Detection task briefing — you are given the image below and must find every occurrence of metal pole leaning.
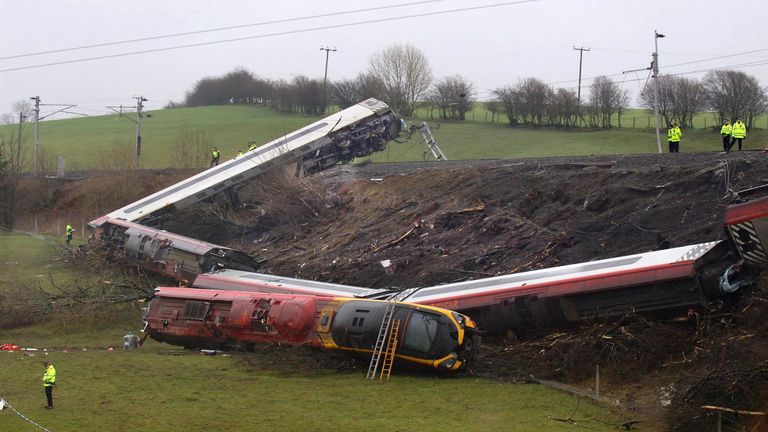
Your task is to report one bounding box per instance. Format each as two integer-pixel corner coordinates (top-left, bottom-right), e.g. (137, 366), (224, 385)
(653, 30), (666, 154)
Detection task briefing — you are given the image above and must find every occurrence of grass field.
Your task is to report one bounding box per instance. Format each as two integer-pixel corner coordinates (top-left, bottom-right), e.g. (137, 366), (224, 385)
(0, 233), (82, 288)
(0, 233), (625, 431)
(0, 347), (622, 432)
(1, 104), (766, 172)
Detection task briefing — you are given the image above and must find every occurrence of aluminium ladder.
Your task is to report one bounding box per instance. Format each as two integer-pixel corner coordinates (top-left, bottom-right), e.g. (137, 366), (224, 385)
(365, 297), (399, 380)
(416, 122), (448, 161)
(379, 319), (401, 381)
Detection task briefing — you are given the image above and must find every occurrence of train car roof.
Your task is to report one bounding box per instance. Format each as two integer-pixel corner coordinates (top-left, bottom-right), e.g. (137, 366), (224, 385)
(404, 241), (722, 309)
(153, 286), (311, 302)
(193, 269), (370, 297)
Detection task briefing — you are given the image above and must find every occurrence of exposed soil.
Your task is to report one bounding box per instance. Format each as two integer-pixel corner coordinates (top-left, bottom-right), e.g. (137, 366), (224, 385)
(172, 152), (768, 289)
(165, 151), (768, 431)
(21, 150), (768, 431)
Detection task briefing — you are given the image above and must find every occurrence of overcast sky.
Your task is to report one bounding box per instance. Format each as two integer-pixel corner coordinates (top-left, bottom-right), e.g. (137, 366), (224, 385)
(1, 0), (766, 118)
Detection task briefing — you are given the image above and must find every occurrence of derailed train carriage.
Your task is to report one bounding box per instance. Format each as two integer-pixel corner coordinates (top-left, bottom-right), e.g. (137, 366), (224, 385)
(135, 197), (765, 372)
(90, 95), (768, 373)
(91, 217), (258, 283)
(144, 287), (479, 371)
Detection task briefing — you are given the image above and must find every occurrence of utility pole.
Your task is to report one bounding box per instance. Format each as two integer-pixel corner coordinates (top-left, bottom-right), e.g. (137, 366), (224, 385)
(17, 112), (26, 174)
(320, 46), (337, 97)
(30, 96), (40, 176)
(134, 96), (147, 165)
(573, 46), (590, 116)
(652, 30), (665, 154)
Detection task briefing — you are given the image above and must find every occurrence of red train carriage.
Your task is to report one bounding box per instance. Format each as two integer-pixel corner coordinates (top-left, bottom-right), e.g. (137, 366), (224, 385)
(144, 287), (479, 371)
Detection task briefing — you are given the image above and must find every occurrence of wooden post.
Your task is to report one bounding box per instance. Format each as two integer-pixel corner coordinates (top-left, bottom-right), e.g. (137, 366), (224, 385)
(717, 412), (722, 432)
(34, 215), (38, 234)
(595, 365), (600, 398)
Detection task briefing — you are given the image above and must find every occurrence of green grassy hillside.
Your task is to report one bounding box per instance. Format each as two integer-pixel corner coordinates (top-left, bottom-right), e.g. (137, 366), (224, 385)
(1, 104), (766, 172)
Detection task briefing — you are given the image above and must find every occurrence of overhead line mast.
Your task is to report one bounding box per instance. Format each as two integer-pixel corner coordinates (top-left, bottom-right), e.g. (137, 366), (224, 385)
(652, 30), (666, 154)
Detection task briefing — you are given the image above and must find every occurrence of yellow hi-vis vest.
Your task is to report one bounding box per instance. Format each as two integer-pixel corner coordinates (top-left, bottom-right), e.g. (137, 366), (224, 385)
(721, 124), (732, 136)
(667, 127), (682, 142)
(65, 224), (74, 236)
(43, 365), (56, 387)
(732, 122), (746, 139)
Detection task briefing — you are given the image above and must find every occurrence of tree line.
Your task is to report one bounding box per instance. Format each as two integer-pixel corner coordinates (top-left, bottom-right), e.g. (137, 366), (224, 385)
(175, 43), (767, 130)
(4, 43), (764, 130)
(640, 71), (767, 128)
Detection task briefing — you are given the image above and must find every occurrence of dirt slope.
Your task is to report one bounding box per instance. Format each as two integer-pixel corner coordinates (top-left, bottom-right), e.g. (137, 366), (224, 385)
(169, 152), (767, 288)
(163, 151), (768, 431)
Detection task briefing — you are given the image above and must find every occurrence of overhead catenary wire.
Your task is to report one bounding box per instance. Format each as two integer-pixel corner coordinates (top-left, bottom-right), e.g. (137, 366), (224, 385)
(545, 48), (768, 87)
(0, 0), (453, 60)
(0, 0), (541, 73)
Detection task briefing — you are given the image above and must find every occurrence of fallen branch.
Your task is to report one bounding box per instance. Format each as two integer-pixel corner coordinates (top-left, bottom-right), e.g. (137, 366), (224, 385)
(701, 405), (765, 416)
(371, 221), (421, 253)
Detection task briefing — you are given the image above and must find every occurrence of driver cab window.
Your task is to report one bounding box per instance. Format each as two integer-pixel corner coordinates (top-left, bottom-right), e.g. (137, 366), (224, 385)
(402, 311), (440, 355)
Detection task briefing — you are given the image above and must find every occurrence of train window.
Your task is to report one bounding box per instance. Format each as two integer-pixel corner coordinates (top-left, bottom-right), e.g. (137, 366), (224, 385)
(401, 311), (440, 356)
(181, 301), (210, 320)
(355, 309), (370, 313)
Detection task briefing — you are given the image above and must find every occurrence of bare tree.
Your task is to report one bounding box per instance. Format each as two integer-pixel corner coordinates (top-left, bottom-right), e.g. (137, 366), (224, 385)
(640, 75), (704, 127)
(492, 86), (521, 126)
(368, 44), (433, 116)
(703, 70), (768, 128)
(12, 100), (33, 119)
(291, 75), (326, 115)
(515, 78), (553, 126)
(550, 88), (579, 127)
(429, 75), (476, 120)
(331, 73), (384, 109)
(589, 76), (628, 128)
(484, 99), (502, 123)
(1, 100), (33, 125)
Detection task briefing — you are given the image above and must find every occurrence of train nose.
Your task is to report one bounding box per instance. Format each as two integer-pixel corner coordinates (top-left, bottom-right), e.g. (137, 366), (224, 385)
(458, 331), (481, 369)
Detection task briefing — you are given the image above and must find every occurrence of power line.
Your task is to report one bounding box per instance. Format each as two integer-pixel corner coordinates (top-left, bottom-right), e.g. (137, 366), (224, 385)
(0, 0), (541, 73)
(662, 47), (768, 69)
(546, 47), (768, 87)
(1, 0), (452, 60)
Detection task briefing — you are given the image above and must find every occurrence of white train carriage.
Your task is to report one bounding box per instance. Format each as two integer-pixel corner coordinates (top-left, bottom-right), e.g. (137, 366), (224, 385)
(94, 98), (400, 225)
(187, 242), (743, 333)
